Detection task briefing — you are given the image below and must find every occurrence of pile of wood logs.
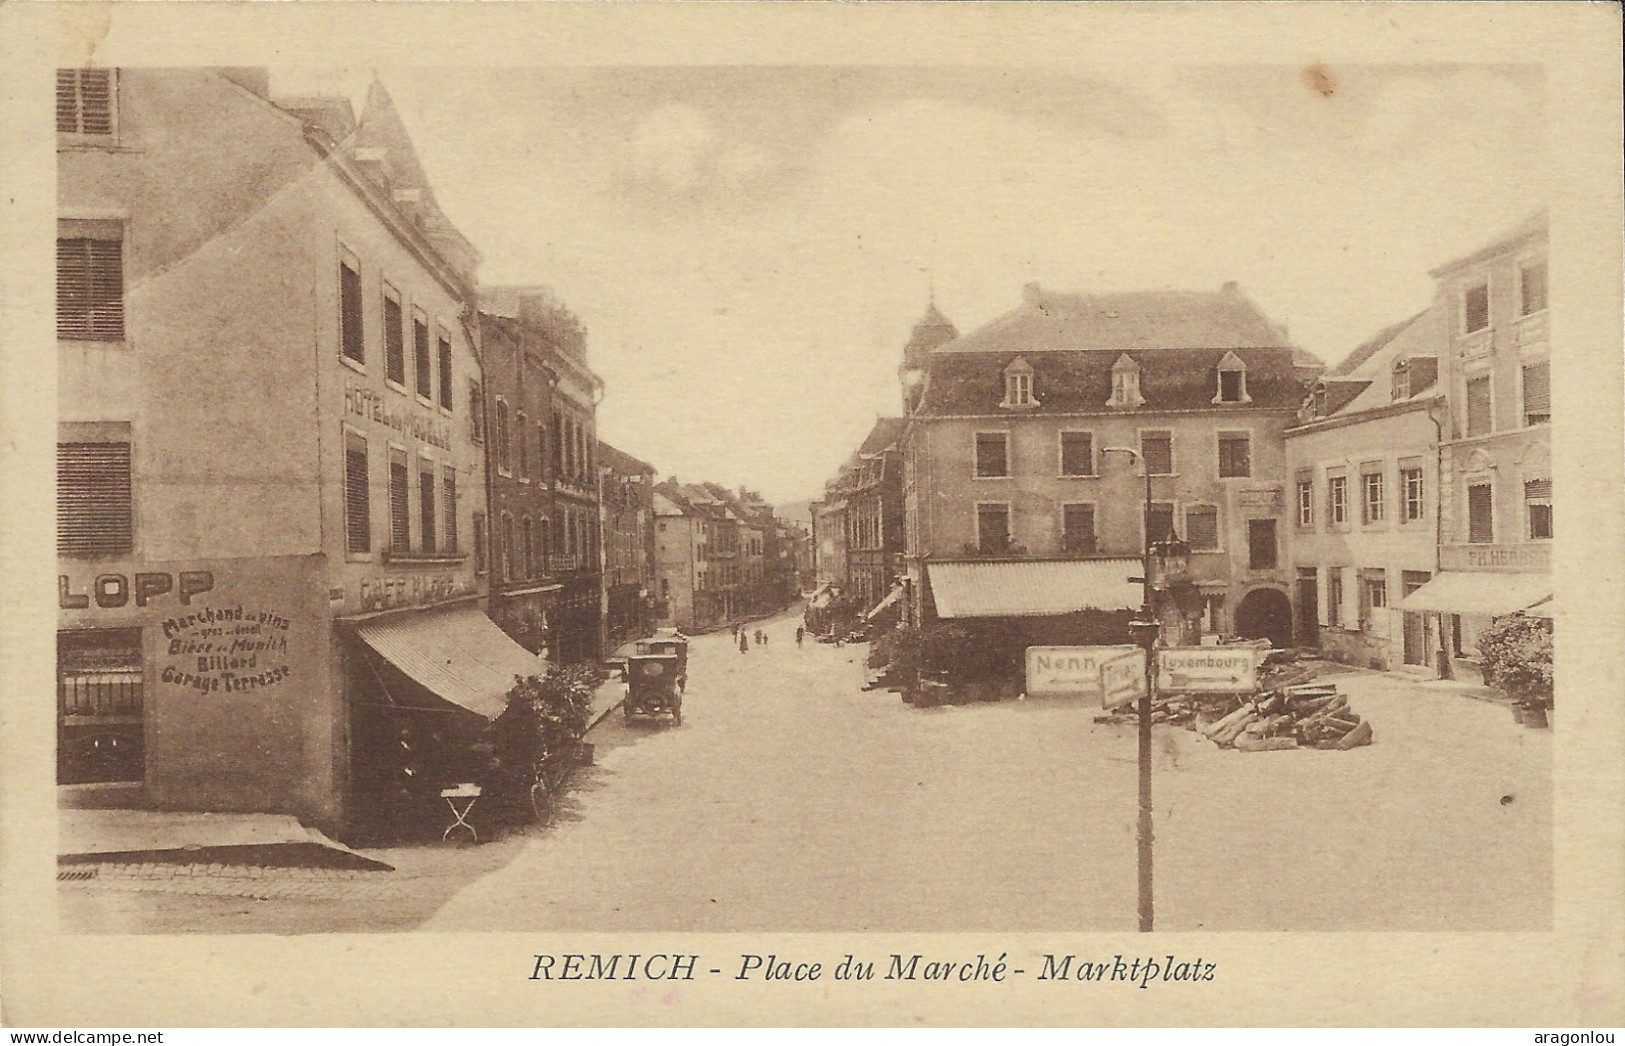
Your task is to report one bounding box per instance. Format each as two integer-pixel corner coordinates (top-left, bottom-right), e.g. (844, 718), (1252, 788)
(1197, 683), (1372, 752)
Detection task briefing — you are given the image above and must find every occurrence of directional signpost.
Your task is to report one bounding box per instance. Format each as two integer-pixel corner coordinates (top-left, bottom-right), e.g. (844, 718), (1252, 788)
(1024, 645), (1138, 699)
(1155, 647), (1259, 693)
(1099, 650), (1147, 707)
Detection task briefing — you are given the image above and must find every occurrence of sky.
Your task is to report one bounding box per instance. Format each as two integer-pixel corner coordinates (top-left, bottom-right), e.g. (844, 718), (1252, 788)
(272, 65), (1546, 505)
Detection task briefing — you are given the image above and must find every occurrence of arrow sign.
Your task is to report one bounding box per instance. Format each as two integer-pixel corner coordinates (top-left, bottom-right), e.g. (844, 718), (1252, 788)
(1156, 647), (1258, 693)
(1025, 645), (1137, 698)
(1099, 651), (1147, 707)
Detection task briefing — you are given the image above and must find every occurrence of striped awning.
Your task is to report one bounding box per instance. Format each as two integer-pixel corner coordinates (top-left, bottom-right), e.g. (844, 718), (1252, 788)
(1396, 571), (1551, 617)
(927, 559), (1142, 618)
(354, 606), (545, 720)
(864, 583), (906, 621)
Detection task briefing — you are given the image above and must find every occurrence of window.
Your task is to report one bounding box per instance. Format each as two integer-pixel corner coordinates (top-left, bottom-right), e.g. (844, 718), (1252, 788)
(383, 286), (406, 386)
(1217, 432), (1251, 478)
(1109, 354), (1144, 408)
(1465, 374), (1492, 436)
(1062, 504), (1096, 554)
(57, 221), (124, 341)
(1003, 358), (1035, 407)
(974, 432), (1009, 478)
(437, 332), (454, 410)
(517, 411), (529, 479)
(1361, 467), (1385, 524)
(1463, 281), (1489, 334)
(1521, 260), (1548, 315)
(1467, 482), (1494, 544)
(1214, 351), (1250, 404)
(388, 448), (410, 553)
(418, 460), (436, 552)
(1247, 519), (1277, 569)
(1326, 569), (1344, 627)
(344, 433), (369, 553)
(1060, 431), (1094, 476)
(501, 514), (516, 581)
(1391, 360), (1410, 401)
(340, 255), (364, 364)
(1360, 569), (1387, 628)
(58, 441), (132, 555)
(976, 503), (1010, 554)
(536, 423), (548, 480)
(521, 517), (534, 577)
(552, 415), (565, 474)
(1525, 478), (1553, 540)
(1185, 505), (1219, 551)
(442, 465), (458, 553)
(1147, 502), (1175, 545)
(472, 511), (487, 573)
(1522, 360), (1550, 426)
(57, 628), (143, 785)
(469, 380), (485, 442)
(1296, 473), (1314, 529)
(495, 399), (511, 474)
(1328, 475), (1348, 525)
(57, 68), (114, 136)
(1141, 431), (1173, 475)
(1402, 466), (1425, 522)
(413, 313), (432, 399)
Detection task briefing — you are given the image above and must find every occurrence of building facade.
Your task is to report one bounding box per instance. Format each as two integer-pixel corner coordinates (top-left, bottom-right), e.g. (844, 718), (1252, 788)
(1399, 214), (1552, 683)
(901, 283), (1323, 650)
(598, 441), (658, 652)
(56, 70), (539, 837)
(1285, 307), (1447, 672)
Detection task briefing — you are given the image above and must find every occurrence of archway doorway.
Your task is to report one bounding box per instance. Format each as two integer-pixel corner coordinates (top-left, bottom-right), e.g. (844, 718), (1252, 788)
(1236, 587), (1294, 649)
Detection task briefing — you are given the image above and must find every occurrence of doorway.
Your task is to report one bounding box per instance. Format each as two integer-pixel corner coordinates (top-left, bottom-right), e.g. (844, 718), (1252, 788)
(1295, 570), (1319, 648)
(1236, 587), (1294, 649)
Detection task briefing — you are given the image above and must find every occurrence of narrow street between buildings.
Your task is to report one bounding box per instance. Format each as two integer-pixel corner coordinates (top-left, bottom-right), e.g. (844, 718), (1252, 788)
(63, 612), (1548, 934)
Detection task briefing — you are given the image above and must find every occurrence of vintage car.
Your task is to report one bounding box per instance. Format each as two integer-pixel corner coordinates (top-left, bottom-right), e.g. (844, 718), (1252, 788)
(624, 652), (684, 724)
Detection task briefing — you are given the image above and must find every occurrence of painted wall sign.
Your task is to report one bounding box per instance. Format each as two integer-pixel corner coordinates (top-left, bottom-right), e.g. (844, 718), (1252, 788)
(1440, 543), (1549, 572)
(159, 604), (293, 694)
(59, 570), (214, 609)
(357, 572), (475, 612)
(1025, 645), (1137, 698)
(344, 381), (451, 451)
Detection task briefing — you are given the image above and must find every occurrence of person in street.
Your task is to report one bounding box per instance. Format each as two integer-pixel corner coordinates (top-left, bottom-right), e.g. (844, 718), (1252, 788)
(739, 632), (749, 655)
(795, 626), (804, 648)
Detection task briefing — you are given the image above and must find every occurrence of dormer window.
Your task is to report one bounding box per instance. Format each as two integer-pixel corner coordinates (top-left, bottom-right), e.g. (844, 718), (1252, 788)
(1108, 353), (1145, 409)
(1213, 351), (1251, 404)
(1001, 357), (1037, 409)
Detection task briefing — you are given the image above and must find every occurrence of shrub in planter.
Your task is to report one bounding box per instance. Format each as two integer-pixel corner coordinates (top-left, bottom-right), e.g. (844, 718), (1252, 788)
(486, 664), (600, 823)
(1479, 614), (1554, 708)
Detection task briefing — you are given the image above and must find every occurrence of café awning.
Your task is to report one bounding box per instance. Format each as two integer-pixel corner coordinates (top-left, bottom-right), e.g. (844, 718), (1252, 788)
(809, 582), (836, 609)
(1396, 571), (1551, 617)
(354, 605), (546, 721)
(927, 559), (1142, 619)
(863, 583), (906, 622)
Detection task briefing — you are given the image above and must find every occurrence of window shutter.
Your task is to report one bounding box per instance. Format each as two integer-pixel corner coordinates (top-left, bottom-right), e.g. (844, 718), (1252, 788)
(442, 466), (458, 553)
(1063, 504), (1096, 553)
(413, 317), (432, 397)
(344, 438), (370, 553)
(1061, 432), (1092, 476)
(438, 335), (453, 409)
(1141, 433), (1172, 475)
(1465, 375), (1491, 436)
(58, 442), (132, 555)
(389, 450), (410, 552)
(340, 262), (364, 363)
(1147, 503), (1175, 544)
(1467, 483), (1493, 543)
(419, 463), (436, 552)
(1524, 478), (1552, 500)
(1522, 362), (1550, 422)
(384, 294), (405, 385)
(1186, 506), (1218, 550)
(57, 69), (113, 135)
(57, 237), (124, 340)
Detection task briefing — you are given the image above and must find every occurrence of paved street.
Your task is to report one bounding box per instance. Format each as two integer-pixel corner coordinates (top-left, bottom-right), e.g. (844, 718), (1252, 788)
(61, 614), (1550, 933)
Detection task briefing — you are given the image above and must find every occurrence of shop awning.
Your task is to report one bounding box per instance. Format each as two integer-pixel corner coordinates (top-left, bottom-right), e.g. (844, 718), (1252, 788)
(927, 559), (1142, 619)
(809, 582), (835, 609)
(863, 583), (906, 622)
(1396, 571), (1551, 617)
(354, 606), (546, 721)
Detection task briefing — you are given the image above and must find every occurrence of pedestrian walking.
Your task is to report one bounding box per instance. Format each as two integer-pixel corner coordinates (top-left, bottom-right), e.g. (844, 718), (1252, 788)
(739, 632), (749, 655)
(795, 626), (804, 648)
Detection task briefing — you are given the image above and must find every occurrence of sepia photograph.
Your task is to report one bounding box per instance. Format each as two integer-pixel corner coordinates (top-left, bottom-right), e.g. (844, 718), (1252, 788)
(3, 0), (1622, 1029)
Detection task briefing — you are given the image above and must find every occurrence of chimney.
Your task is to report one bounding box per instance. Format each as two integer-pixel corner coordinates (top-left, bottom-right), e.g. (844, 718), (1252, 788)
(1022, 282), (1043, 306)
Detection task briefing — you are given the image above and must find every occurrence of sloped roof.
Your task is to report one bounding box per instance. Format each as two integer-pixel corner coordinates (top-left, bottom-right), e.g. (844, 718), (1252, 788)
(1334, 305), (1447, 415)
(1429, 210), (1548, 279)
(857, 417), (907, 456)
(597, 440), (655, 477)
(902, 303), (959, 367)
(919, 346), (1307, 416)
(652, 492), (687, 517)
(1330, 310), (1427, 377)
(935, 285), (1293, 356)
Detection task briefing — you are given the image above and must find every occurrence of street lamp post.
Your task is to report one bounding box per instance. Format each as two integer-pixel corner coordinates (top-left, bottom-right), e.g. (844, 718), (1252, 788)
(1103, 445), (1158, 932)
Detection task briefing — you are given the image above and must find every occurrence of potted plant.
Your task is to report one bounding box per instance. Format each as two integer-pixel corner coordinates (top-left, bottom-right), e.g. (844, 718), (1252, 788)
(1478, 614), (1554, 729)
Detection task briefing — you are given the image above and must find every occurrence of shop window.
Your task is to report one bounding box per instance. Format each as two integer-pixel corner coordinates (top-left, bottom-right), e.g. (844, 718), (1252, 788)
(1327, 474), (1348, 526)
(413, 313), (432, 399)
(1467, 482), (1494, 544)
(418, 460), (436, 552)
(1062, 504), (1096, 554)
(58, 440), (132, 556)
(1295, 473), (1314, 529)
(340, 254), (364, 364)
(57, 220), (124, 341)
(437, 331), (454, 410)
(1463, 281), (1490, 334)
(1522, 361), (1550, 426)
(1402, 466), (1425, 522)
(1525, 478), (1553, 540)
(1465, 374), (1492, 436)
(1060, 431), (1094, 476)
(1146, 502), (1176, 546)
(57, 628), (143, 785)
(383, 285), (406, 386)
(1141, 431), (1173, 475)
(1185, 505), (1219, 551)
(1217, 431), (1251, 478)
(1361, 467), (1386, 524)
(976, 503), (1010, 554)
(442, 466), (458, 553)
(344, 433), (370, 553)
(974, 432), (1009, 478)
(1247, 519), (1277, 570)
(1521, 260), (1548, 315)
(56, 68), (116, 137)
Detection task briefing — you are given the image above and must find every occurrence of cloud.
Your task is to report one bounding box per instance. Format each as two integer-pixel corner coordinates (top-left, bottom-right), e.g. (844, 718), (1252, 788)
(627, 103), (780, 194)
